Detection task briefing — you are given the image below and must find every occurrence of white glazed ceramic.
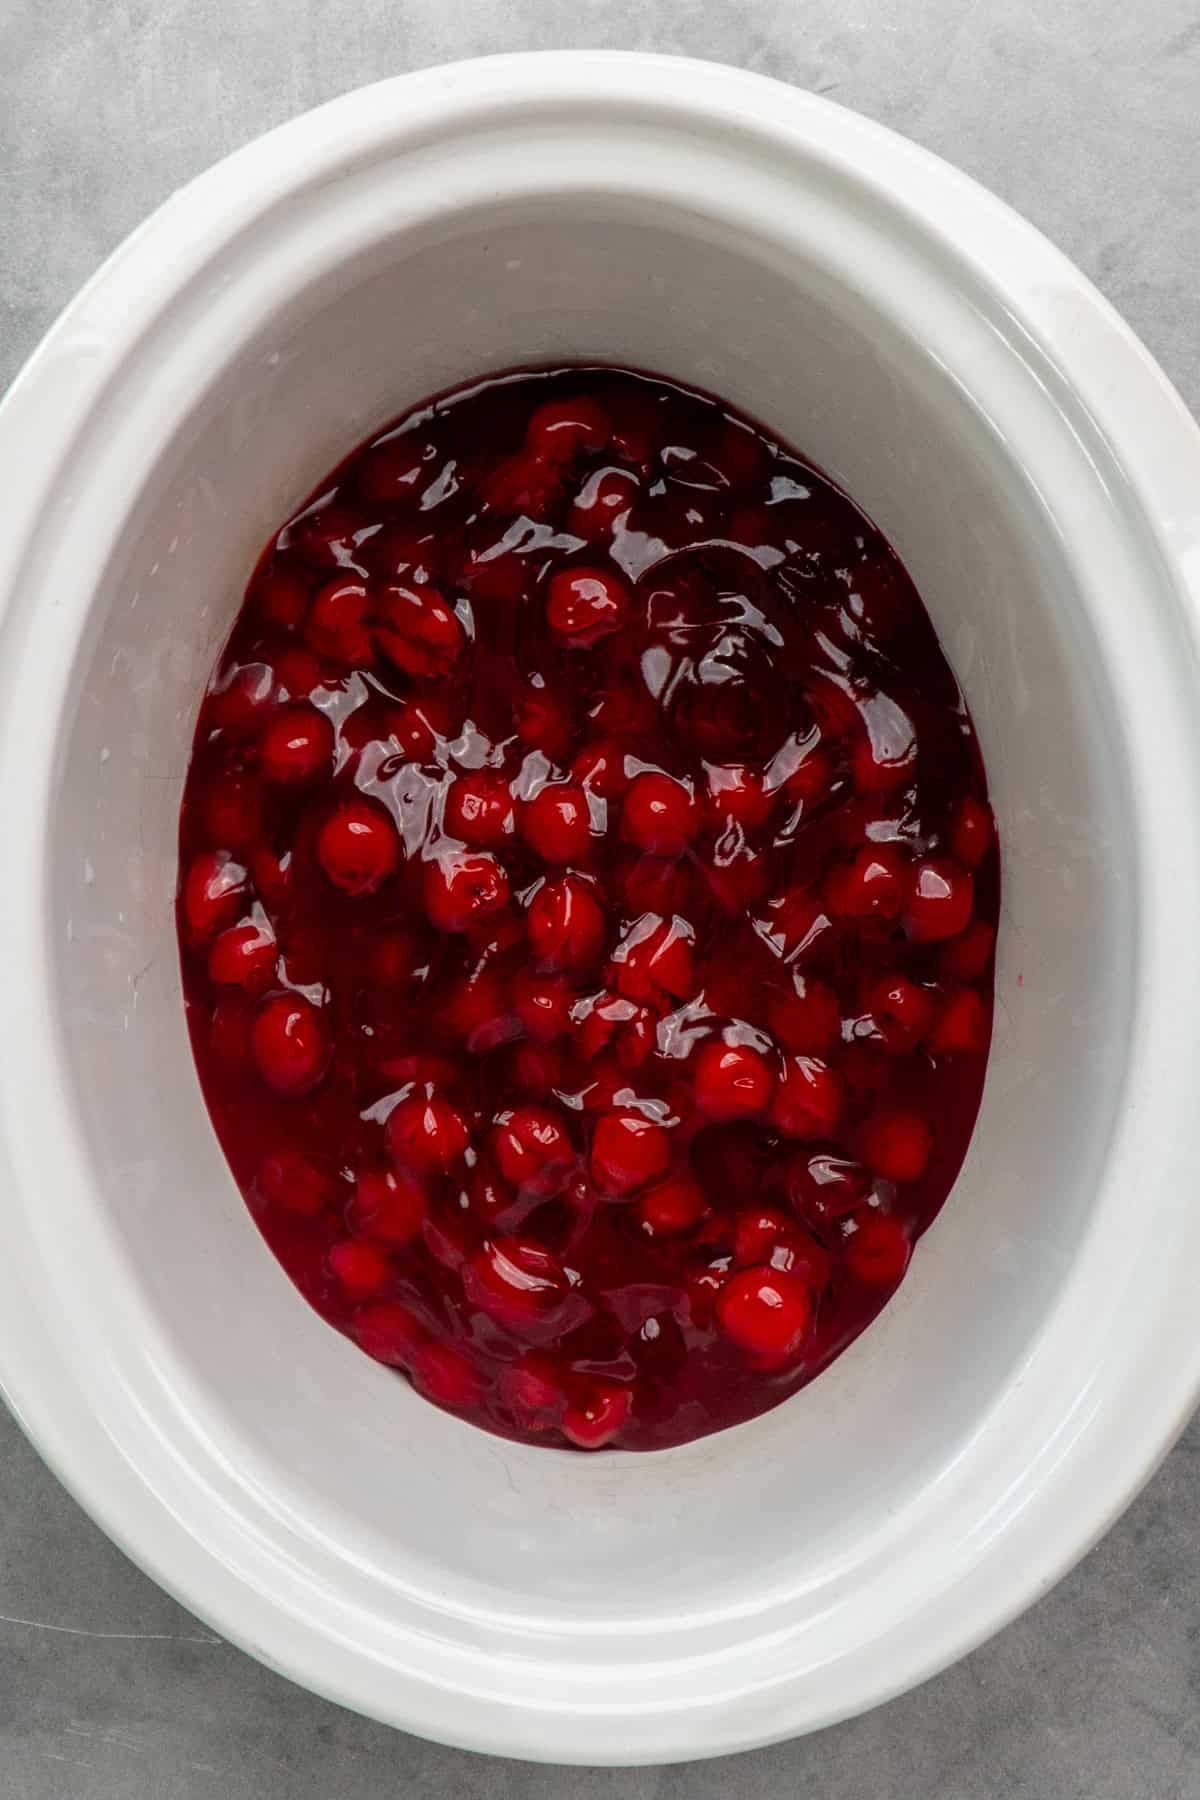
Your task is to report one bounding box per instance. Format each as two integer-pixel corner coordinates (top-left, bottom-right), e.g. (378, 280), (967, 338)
(1, 52), (1200, 1767)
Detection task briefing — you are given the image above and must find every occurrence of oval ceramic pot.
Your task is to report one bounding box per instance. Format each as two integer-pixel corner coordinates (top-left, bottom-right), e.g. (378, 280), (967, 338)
(1, 51), (1199, 1766)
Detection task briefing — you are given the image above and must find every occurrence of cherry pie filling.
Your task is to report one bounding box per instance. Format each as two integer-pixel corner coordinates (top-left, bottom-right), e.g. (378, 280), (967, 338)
(177, 366), (998, 1451)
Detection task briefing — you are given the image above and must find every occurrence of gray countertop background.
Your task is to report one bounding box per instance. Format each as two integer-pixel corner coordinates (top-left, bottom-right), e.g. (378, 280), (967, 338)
(2, 2), (1199, 1795)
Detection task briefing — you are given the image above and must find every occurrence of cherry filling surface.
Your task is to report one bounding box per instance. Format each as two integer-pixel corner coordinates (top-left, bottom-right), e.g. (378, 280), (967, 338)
(177, 366), (999, 1452)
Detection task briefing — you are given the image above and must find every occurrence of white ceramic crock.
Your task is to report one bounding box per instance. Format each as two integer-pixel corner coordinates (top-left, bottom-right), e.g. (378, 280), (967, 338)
(1, 52), (1200, 1766)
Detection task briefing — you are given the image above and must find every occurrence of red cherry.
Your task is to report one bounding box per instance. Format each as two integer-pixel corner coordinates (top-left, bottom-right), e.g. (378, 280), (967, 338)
(612, 1005), (659, 1072)
(733, 1207), (793, 1267)
(421, 1207), (473, 1274)
(257, 1149), (331, 1216)
(844, 1212), (911, 1285)
(562, 1382), (632, 1450)
(479, 449), (570, 519)
(728, 503), (774, 548)
(374, 582), (464, 678)
(684, 1259), (730, 1328)
(568, 467), (639, 541)
(371, 523), (443, 584)
(353, 1300), (423, 1365)
(388, 698), (451, 763)
(611, 913), (695, 1001)
(441, 967), (515, 1052)
(338, 701), (387, 755)
(328, 1239), (392, 1298)
(702, 851), (770, 917)
(623, 854), (694, 918)
(771, 1056), (844, 1139)
(546, 566), (631, 645)
(851, 693), (918, 795)
(204, 663), (275, 734)
(755, 888), (835, 961)
(501, 1355), (566, 1426)
(280, 498), (369, 569)
(491, 1106), (574, 1190)
(279, 922), (331, 989)
(697, 958), (751, 1020)
(253, 564), (309, 630)
(306, 577), (372, 665)
(182, 851), (247, 943)
(825, 844), (907, 920)
(358, 435), (428, 507)
(526, 395), (610, 459)
(905, 858), (974, 943)
(527, 876), (606, 970)
(929, 986), (990, 1055)
(386, 1094), (470, 1173)
(464, 1237), (570, 1328)
(348, 1167), (427, 1245)
(861, 972), (935, 1053)
(461, 535), (530, 602)
(705, 764), (772, 829)
(766, 974), (840, 1054)
(783, 1151), (868, 1234)
(514, 686), (573, 757)
(249, 846), (290, 909)
(638, 1172), (708, 1237)
(590, 1110), (672, 1195)
(251, 993), (329, 1095)
(830, 799), (891, 856)
(444, 770), (514, 848)
(694, 1042), (775, 1120)
(771, 1229), (834, 1289)
(573, 740), (631, 799)
(622, 771), (700, 855)
(609, 397), (662, 470)
(852, 733), (917, 796)
(465, 913), (527, 960)
(590, 683), (658, 740)
(576, 992), (647, 1064)
(316, 797), (401, 895)
(582, 994), (661, 1072)
(950, 794), (995, 869)
(201, 770), (264, 851)
(410, 1341), (483, 1409)
(207, 920), (276, 989)
(272, 655), (325, 710)
(461, 1161), (518, 1227)
(835, 1051), (897, 1113)
(511, 971), (573, 1042)
(780, 745), (835, 808)
(258, 704), (334, 785)
(716, 1266), (812, 1361)
(940, 918), (996, 982)
(369, 928), (425, 988)
(860, 1108), (933, 1182)
(521, 782), (593, 865)
(801, 671), (861, 741)
(844, 556), (911, 644)
(713, 420), (769, 488)
(423, 850), (510, 932)
(510, 1040), (571, 1099)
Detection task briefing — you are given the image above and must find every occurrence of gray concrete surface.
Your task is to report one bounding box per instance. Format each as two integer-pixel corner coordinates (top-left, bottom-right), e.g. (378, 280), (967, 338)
(2, 2), (1199, 1794)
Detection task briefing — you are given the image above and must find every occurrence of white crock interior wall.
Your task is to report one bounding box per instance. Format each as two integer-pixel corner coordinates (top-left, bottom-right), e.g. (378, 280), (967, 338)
(50, 200), (1130, 1622)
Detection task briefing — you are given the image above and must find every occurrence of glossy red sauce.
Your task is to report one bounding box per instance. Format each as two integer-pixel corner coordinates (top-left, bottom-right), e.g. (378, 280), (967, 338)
(176, 366), (998, 1451)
